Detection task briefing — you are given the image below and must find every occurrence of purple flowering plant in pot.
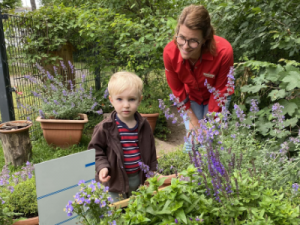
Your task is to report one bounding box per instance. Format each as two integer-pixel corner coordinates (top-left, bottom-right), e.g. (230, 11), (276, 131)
(153, 66), (300, 224)
(0, 162), (36, 224)
(64, 180), (122, 225)
(22, 61), (104, 148)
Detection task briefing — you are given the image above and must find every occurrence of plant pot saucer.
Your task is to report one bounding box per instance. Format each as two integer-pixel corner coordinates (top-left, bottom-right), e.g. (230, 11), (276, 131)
(0, 120), (32, 134)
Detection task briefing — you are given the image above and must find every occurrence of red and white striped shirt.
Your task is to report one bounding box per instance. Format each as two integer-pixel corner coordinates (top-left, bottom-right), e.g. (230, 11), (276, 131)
(115, 115), (141, 174)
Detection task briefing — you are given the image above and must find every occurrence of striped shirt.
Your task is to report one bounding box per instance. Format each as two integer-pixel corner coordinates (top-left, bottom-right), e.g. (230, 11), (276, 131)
(115, 115), (141, 174)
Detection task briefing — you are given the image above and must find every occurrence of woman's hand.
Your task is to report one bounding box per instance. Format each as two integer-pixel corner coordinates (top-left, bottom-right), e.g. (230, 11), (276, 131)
(99, 168), (111, 183)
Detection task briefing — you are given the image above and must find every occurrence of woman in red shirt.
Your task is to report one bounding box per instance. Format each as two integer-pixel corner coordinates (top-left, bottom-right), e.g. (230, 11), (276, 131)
(163, 5), (234, 151)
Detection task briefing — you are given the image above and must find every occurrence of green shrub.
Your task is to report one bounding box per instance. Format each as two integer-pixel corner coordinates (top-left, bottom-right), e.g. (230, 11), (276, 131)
(157, 148), (190, 175)
(5, 176), (37, 217)
(154, 114), (171, 141)
(138, 101), (160, 114)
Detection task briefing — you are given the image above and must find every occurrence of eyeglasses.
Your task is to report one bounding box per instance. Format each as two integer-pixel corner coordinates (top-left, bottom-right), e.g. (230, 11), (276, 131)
(176, 36), (200, 49)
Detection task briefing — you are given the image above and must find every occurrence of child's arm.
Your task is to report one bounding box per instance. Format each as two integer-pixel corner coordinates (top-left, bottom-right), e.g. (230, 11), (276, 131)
(88, 123), (111, 180)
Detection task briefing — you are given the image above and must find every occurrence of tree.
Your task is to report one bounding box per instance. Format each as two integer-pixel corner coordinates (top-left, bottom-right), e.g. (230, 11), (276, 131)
(0, 0), (22, 12)
(30, 0), (36, 11)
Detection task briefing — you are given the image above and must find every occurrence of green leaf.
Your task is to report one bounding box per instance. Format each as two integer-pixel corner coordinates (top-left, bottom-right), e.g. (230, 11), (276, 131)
(265, 65), (284, 82)
(186, 197), (202, 214)
(282, 71), (300, 91)
(283, 117), (298, 127)
(178, 194), (191, 204)
(278, 99), (298, 116)
(268, 90), (286, 101)
(241, 84), (267, 93)
(158, 177), (167, 187)
(176, 209), (187, 224)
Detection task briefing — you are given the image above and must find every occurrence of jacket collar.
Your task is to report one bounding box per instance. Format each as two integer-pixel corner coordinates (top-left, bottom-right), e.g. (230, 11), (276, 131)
(103, 110), (146, 133)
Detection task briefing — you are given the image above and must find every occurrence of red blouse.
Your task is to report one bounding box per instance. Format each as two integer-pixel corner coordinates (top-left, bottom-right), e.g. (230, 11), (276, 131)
(163, 35), (234, 113)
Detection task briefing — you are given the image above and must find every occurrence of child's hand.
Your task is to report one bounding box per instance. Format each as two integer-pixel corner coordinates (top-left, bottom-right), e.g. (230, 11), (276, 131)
(99, 168), (111, 183)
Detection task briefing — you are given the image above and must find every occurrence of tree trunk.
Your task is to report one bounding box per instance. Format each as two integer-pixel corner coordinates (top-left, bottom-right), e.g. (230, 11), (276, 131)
(30, 0), (37, 11)
(0, 130), (32, 167)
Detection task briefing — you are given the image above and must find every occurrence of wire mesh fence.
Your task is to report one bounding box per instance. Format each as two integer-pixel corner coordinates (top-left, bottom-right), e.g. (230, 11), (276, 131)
(0, 13), (100, 139)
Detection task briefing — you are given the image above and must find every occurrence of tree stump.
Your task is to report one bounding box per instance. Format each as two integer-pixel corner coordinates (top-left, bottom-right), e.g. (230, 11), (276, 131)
(0, 121), (32, 167)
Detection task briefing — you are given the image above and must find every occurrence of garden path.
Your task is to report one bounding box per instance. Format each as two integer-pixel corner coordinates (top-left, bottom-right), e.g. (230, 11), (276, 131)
(155, 106), (186, 155)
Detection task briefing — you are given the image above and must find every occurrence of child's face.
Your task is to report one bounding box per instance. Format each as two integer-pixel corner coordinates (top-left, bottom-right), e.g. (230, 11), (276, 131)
(109, 89), (142, 122)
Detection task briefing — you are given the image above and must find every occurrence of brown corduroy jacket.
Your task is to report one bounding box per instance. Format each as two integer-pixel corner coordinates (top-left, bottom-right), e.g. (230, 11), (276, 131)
(88, 111), (157, 193)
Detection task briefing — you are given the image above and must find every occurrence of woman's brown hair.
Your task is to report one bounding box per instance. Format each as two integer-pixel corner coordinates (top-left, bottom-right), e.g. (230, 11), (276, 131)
(173, 5), (216, 56)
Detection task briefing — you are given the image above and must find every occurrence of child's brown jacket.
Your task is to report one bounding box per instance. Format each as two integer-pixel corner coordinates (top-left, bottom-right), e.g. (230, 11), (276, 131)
(88, 111), (157, 193)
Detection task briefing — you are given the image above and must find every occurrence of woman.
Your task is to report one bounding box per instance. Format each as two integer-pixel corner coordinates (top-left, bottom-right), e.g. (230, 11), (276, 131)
(163, 5), (234, 151)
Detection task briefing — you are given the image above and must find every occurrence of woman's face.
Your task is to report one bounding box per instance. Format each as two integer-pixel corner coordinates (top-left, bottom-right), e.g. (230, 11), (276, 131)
(177, 24), (205, 60)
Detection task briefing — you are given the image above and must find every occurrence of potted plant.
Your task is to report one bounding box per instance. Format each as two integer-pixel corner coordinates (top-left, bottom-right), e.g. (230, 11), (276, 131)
(0, 162), (37, 225)
(138, 100), (160, 133)
(23, 62), (104, 148)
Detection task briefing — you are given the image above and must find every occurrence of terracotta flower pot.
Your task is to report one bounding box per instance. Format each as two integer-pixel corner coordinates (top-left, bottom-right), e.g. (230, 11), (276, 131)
(36, 113), (88, 148)
(13, 216), (39, 225)
(0, 120), (33, 166)
(140, 113), (159, 133)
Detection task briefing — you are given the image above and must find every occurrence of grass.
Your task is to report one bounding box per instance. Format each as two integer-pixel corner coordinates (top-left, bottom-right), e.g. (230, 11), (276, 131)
(0, 112), (103, 173)
(0, 133), (92, 173)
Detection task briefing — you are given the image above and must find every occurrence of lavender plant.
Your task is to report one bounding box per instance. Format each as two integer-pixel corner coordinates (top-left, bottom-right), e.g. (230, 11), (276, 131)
(22, 62), (103, 120)
(154, 66), (300, 223)
(64, 180), (121, 225)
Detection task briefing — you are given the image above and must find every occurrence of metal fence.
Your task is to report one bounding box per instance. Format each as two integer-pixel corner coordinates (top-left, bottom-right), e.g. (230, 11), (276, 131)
(0, 12), (101, 137)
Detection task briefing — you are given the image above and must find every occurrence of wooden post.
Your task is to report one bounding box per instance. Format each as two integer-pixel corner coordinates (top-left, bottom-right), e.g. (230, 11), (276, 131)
(0, 121), (32, 166)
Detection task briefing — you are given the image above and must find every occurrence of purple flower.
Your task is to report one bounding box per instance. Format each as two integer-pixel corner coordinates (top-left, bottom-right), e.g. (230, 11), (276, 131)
(109, 221), (116, 225)
(68, 61), (74, 74)
(234, 104), (245, 123)
(50, 84), (57, 91)
(82, 74), (86, 83)
(104, 88), (109, 99)
(279, 142), (289, 155)
(100, 201), (106, 208)
(292, 183), (299, 192)
(53, 110), (58, 115)
(46, 71), (53, 80)
(96, 109), (103, 115)
(91, 102), (98, 110)
(250, 99), (259, 113)
(95, 198), (100, 204)
(60, 61), (67, 71)
(53, 100), (59, 105)
(7, 186), (14, 193)
(104, 186), (109, 192)
(78, 180), (85, 185)
(39, 109), (45, 119)
(65, 201), (74, 216)
(62, 89), (68, 96)
(272, 103), (285, 128)
(175, 218), (178, 223)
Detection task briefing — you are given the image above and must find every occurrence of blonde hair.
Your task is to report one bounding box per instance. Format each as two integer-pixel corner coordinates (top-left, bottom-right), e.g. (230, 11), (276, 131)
(108, 71), (143, 97)
(173, 5), (216, 56)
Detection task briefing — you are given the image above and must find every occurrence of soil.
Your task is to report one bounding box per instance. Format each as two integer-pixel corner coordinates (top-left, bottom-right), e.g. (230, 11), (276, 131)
(155, 106), (186, 155)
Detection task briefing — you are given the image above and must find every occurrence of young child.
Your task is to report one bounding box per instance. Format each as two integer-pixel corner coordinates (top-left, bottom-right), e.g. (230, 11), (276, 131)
(88, 71), (157, 202)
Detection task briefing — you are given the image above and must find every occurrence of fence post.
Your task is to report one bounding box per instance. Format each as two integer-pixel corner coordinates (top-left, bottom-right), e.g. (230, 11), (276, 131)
(0, 12), (15, 122)
(95, 66), (100, 91)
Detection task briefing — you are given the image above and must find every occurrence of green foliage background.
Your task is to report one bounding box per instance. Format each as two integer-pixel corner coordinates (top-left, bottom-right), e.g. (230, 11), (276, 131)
(17, 0), (300, 139)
